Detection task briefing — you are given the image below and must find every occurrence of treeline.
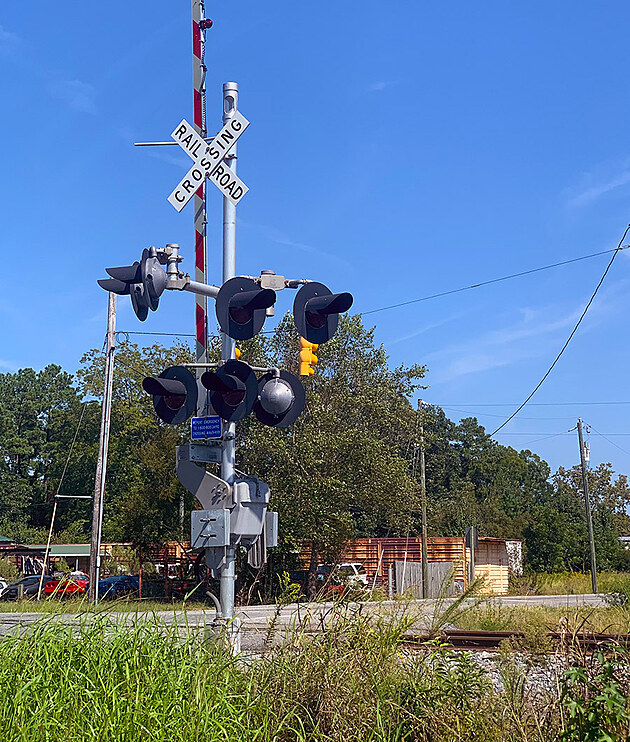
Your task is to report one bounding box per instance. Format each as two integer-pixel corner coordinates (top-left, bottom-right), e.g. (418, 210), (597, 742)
(1, 314), (629, 573)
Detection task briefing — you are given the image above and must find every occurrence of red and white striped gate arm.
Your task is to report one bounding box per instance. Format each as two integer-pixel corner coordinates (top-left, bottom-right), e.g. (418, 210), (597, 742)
(192, 0), (208, 367)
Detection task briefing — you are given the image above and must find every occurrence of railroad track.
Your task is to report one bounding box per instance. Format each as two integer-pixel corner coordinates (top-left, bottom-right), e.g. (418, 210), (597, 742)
(402, 629), (630, 652)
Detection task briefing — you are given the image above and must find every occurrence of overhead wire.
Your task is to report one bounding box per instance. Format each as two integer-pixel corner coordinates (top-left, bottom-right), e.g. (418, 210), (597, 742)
(359, 245), (629, 316)
(116, 245), (630, 340)
(110, 233), (630, 447)
(440, 405), (575, 421)
(489, 224), (630, 436)
(117, 331), (196, 338)
(54, 403), (88, 496)
(516, 431), (573, 446)
(497, 432), (630, 436)
(438, 401), (630, 407)
(584, 424), (630, 458)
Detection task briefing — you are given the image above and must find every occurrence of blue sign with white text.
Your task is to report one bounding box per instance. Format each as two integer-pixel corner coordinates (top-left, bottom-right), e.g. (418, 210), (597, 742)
(191, 416), (222, 440)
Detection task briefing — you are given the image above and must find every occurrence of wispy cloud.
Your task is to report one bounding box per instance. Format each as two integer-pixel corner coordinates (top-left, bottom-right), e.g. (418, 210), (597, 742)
(145, 149), (189, 168)
(387, 313), (463, 346)
(0, 359), (20, 372)
(425, 301), (590, 383)
(566, 164), (630, 208)
(48, 79), (97, 115)
(430, 277), (629, 385)
(438, 353), (516, 381)
(0, 24), (18, 55)
(239, 220), (351, 267)
(368, 80), (399, 93)
(87, 308), (108, 324)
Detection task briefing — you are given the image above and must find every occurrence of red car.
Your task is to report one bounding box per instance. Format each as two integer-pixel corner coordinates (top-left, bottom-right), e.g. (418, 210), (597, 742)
(44, 573), (89, 598)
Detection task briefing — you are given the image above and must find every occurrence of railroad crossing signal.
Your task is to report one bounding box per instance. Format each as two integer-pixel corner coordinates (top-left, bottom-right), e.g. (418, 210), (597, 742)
(98, 247), (168, 321)
(253, 370), (305, 427)
(143, 361), (306, 429)
(215, 277), (276, 340)
(142, 366), (198, 424)
(201, 360), (258, 422)
(293, 282), (354, 344)
(167, 113), (250, 211)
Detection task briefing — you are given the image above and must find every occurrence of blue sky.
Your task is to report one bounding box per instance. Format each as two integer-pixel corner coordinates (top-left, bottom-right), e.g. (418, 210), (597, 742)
(1, 1), (630, 477)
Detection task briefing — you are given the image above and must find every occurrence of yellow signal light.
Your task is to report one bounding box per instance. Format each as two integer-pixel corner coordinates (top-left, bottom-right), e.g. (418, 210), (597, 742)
(298, 337), (318, 376)
(234, 347), (241, 360)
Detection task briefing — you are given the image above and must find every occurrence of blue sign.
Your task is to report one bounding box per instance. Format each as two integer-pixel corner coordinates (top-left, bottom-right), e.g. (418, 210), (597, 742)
(191, 416), (222, 440)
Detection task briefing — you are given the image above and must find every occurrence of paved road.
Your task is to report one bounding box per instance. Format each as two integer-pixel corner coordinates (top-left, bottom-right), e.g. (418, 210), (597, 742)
(0, 593), (608, 645)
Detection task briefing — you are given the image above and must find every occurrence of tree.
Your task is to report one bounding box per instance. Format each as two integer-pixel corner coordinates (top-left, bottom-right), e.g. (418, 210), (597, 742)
(522, 463), (629, 572)
(0, 365), (98, 538)
(238, 314), (426, 596)
(76, 341), (195, 548)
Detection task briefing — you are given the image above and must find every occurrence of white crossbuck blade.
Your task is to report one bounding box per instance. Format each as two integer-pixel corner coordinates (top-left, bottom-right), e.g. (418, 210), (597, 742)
(168, 111), (250, 211)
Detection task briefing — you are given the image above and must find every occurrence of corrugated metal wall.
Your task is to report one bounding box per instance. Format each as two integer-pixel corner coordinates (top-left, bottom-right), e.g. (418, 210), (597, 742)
(299, 536), (515, 595)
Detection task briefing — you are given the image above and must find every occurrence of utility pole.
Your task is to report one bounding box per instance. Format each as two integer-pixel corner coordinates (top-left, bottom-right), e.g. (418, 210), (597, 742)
(89, 292), (116, 603)
(577, 418), (598, 594)
(418, 400), (429, 598)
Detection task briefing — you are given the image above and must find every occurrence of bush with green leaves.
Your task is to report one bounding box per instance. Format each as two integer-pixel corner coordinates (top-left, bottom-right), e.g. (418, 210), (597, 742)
(559, 650), (630, 742)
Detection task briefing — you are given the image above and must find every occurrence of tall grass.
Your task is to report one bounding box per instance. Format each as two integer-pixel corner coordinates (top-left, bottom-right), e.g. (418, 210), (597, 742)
(0, 597), (210, 614)
(457, 602), (630, 637)
(510, 572), (630, 597)
(0, 609), (547, 742)
(1, 606), (628, 741)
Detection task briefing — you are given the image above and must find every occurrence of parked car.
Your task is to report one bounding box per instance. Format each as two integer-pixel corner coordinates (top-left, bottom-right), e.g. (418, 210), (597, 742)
(98, 575), (139, 599)
(289, 563), (368, 596)
(319, 563), (368, 592)
(0, 575), (55, 600)
(44, 572), (90, 598)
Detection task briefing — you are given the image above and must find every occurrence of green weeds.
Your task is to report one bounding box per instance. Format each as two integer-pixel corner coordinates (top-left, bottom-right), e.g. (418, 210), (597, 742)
(0, 607), (629, 741)
(458, 602), (630, 638)
(559, 650), (630, 741)
(510, 572), (630, 597)
(0, 597), (210, 613)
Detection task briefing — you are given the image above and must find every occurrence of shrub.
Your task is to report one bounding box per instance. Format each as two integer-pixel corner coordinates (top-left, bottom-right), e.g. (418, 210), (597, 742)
(0, 557), (18, 584)
(559, 649), (630, 741)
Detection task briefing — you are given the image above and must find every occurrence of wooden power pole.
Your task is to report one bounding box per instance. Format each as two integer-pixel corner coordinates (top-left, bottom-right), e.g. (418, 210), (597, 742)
(418, 400), (429, 598)
(89, 292), (116, 603)
(577, 418), (598, 594)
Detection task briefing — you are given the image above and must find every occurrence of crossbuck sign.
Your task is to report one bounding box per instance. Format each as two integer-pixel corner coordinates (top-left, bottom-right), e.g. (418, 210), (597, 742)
(168, 111), (250, 211)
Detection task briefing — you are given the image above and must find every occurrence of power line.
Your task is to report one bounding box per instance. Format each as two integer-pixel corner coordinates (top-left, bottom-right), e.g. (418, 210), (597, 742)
(438, 401), (630, 407)
(441, 405), (574, 421)
(117, 331), (196, 338)
(117, 329), (276, 339)
(360, 245), (629, 316)
(586, 424), (630, 457)
(118, 245), (630, 335)
(499, 432), (630, 436)
(490, 225), (630, 436)
(517, 431), (572, 446)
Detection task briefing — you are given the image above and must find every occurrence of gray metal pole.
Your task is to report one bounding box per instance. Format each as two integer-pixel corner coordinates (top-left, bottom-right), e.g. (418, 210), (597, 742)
(418, 400), (429, 599)
(219, 82), (239, 640)
(89, 292), (116, 604)
(577, 418), (598, 593)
